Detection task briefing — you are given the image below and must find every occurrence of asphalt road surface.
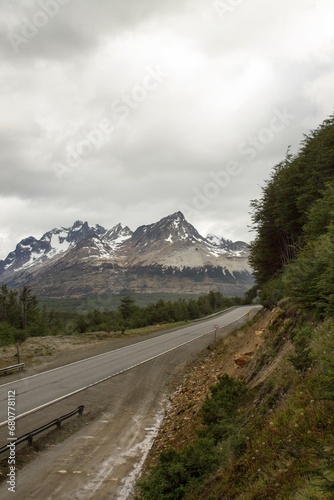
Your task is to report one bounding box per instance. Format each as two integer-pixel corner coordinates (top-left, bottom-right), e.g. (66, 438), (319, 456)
(0, 305), (260, 427)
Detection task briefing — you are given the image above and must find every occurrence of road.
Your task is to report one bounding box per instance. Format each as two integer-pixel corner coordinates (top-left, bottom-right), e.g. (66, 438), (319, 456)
(0, 305), (260, 426)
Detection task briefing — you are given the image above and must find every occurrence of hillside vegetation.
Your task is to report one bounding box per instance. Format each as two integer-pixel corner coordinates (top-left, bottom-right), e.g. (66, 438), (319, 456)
(250, 113), (334, 311)
(137, 114), (334, 499)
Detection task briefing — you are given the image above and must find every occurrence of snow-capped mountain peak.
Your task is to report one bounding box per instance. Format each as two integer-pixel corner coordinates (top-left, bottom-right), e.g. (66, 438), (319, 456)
(0, 221), (108, 273)
(130, 211), (205, 249)
(102, 223), (133, 249)
(206, 233), (249, 257)
(206, 233), (224, 246)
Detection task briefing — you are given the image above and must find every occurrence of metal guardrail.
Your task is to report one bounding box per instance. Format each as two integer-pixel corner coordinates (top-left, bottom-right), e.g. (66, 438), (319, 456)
(193, 306), (239, 322)
(0, 363), (25, 375)
(0, 405), (84, 454)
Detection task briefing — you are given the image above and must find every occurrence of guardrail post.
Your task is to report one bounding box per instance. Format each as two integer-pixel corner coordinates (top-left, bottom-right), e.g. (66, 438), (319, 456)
(56, 420), (61, 429)
(28, 434), (33, 445)
(78, 406), (84, 416)
(16, 342), (21, 364)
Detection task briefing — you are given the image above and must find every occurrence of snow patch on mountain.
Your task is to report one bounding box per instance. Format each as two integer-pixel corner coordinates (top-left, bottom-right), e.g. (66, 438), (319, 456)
(48, 231), (71, 256)
(102, 223), (133, 251)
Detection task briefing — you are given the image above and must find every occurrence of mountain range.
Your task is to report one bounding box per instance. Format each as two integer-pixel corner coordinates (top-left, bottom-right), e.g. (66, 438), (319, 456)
(0, 212), (254, 298)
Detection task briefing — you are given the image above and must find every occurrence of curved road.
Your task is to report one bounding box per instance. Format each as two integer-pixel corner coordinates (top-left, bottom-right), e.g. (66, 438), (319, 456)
(0, 305), (261, 426)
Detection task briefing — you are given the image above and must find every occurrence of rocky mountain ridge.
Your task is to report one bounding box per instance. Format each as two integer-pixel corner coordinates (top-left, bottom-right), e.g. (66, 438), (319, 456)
(0, 212), (253, 298)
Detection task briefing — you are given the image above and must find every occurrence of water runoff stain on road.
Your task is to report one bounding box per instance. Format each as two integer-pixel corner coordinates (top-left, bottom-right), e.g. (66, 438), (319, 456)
(65, 406), (166, 499)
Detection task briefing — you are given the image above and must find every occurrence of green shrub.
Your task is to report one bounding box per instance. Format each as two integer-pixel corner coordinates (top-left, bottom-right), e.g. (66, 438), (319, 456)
(289, 326), (314, 373)
(138, 439), (221, 500)
(138, 375), (249, 499)
(201, 374), (248, 427)
(0, 322), (18, 346)
(259, 276), (285, 308)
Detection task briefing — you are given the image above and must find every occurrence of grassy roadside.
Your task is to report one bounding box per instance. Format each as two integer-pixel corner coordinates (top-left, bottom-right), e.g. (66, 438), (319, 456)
(120, 321), (188, 337)
(0, 321), (189, 371)
(136, 306), (334, 499)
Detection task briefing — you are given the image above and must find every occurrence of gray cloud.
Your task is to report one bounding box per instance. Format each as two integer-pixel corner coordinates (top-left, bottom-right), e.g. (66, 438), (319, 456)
(0, 0), (334, 258)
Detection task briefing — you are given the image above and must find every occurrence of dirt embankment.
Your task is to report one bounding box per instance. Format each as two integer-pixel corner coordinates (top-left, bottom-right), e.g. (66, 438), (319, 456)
(144, 308), (281, 468)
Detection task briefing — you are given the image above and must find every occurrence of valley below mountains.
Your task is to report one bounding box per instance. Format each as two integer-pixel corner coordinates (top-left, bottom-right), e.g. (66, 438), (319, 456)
(0, 212), (253, 299)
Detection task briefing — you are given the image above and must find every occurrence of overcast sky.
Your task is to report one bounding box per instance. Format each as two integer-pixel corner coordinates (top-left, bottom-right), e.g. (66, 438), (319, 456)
(0, 0), (333, 259)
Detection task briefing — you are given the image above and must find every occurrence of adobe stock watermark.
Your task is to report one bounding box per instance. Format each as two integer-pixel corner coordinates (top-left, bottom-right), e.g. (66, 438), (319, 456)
(180, 161), (242, 216)
(7, 0), (71, 54)
(181, 107), (295, 218)
(52, 65), (169, 180)
(213, 0), (245, 20)
(237, 107), (296, 161)
(7, 390), (16, 493)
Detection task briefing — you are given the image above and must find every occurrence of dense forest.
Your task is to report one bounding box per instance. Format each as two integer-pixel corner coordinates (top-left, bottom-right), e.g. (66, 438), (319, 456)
(250, 113), (334, 313)
(0, 285), (242, 346)
(138, 114), (334, 499)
